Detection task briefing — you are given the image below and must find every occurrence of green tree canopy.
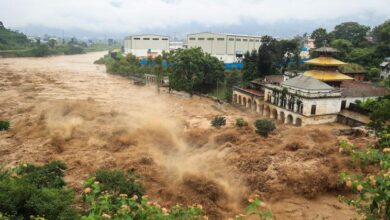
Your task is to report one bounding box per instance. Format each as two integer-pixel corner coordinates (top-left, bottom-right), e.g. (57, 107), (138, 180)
(257, 35), (278, 77)
(311, 28), (328, 48)
(331, 22), (370, 47)
(169, 48), (225, 95)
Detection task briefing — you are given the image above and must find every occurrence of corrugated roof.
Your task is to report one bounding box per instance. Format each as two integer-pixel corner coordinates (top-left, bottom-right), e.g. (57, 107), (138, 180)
(281, 75), (334, 91)
(305, 57), (347, 66)
(304, 70), (353, 81)
(380, 62), (389, 67)
(187, 32), (262, 38)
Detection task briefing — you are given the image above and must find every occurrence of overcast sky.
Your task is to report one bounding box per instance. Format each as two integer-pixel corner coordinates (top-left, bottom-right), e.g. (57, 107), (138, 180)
(0, 0), (389, 39)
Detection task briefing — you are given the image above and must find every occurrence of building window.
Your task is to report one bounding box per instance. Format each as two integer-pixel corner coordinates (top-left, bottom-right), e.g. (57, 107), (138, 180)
(189, 37), (196, 40)
(236, 39), (241, 41)
(134, 38), (140, 40)
(243, 39), (248, 42)
(162, 38), (168, 40)
(217, 38), (225, 41)
(255, 40), (260, 42)
(311, 105), (316, 115)
(143, 38), (150, 40)
(249, 39), (254, 42)
(152, 38), (159, 40)
(229, 38), (234, 41)
(207, 38), (214, 40)
(198, 38), (205, 40)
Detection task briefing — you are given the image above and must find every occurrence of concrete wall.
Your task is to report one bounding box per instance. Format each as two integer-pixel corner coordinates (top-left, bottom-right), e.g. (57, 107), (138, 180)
(187, 32), (261, 62)
(124, 35), (169, 57)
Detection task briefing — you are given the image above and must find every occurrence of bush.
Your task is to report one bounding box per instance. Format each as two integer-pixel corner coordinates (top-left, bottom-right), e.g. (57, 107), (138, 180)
(81, 180), (204, 220)
(235, 118), (247, 128)
(0, 161), (77, 219)
(0, 120), (10, 131)
(254, 119), (275, 137)
(211, 116), (226, 128)
(338, 135), (390, 219)
(87, 169), (144, 199)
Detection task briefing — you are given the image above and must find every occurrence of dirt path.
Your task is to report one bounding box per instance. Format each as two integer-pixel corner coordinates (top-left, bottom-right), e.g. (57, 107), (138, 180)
(0, 52), (361, 219)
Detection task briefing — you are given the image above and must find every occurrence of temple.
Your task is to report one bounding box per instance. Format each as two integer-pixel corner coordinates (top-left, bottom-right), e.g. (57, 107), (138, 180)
(232, 47), (388, 126)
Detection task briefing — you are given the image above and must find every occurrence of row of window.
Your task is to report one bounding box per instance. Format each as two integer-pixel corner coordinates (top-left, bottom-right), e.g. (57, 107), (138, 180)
(133, 38), (169, 41)
(189, 37), (260, 42)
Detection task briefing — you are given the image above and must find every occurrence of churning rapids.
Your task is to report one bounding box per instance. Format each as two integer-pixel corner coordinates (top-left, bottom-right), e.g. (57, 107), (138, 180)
(0, 52), (362, 219)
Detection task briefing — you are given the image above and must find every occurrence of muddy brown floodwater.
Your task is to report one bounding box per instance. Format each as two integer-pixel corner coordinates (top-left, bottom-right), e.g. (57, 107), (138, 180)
(0, 52), (365, 219)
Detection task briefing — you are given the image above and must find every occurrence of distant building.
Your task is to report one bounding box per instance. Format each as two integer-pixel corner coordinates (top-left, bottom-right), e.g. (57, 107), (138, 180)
(187, 32), (262, 63)
(124, 34), (170, 58)
(380, 57), (390, 79)
(233, 47), (388, 126)
(339, 63), (366, 81)
(169, 41), (184, 51)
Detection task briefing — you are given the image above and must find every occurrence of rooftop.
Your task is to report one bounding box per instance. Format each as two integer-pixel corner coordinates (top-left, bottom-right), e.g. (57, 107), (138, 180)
(187, 32), (262, 38)
(341, 81), (389, 97)
(304, 70), (353, 81)
(305, 57), (347, 67)
(281, 75), (334, 91)
(339, 63), (366, 74)
(314, 46), (340, 53)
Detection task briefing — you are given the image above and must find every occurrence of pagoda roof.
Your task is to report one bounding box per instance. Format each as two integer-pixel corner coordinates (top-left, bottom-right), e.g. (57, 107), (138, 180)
(305, 56), (347, 66)
(304, 70), (353, 81)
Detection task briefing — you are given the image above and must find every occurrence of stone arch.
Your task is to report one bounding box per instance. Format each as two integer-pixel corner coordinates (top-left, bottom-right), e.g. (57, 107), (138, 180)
(233, 94), (237, 103)
(280, 111), (286, 123)
(248, 98), (252, 108)
(253, 100), (257, 112)
(243, 97), (247, 107)
(295, 118), (302, 127)
(287, 114), (293, 124)
(271, 109), (278, 120)
(238, 96), (242, 105)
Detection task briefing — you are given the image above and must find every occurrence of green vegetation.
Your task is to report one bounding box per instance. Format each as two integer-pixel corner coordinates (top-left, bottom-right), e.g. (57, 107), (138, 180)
(89, 169), (144, 199)
(211, 116), (226, 128)
(0, 25), (31, 50)
(235, 118), (247, 128)
(254, 119), (275, 137)
(0, 120), (10, 131)
(311, 20), (390, 81)
(0, 161), (78, 219)
(0, 163), (208, 220)
(225, 70), (242, 102)
(338, 94), (390, 219)
(169, 48), (225, 96)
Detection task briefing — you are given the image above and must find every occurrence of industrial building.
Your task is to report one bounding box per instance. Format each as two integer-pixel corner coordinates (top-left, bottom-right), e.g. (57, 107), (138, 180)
(187, 32), (262, 63)
(124, 34), (170, 58)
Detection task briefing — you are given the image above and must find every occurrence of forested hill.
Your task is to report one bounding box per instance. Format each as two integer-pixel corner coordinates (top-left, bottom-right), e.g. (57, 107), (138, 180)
(0, 22), (31, 50)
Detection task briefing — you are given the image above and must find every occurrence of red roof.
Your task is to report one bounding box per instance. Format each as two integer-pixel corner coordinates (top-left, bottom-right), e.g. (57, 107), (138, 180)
(341, 81), (389, 97)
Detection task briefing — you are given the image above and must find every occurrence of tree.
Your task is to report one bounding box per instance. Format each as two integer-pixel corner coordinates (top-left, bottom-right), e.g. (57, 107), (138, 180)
(48, 39), (57, 48)
(311, 28), (328, 48)
(257, 36), (278, 77)
(330, 39), (353, 60)
(242, 50), (258, 83)
(225, 69), (242, 102)
(372, 20), (390, 58)
(170, 48), (224, 95)
(154, 55), (163, 93)
(331, 22), (370, 47)
(368, 98), (390, 133)
(254, 119), (275, 137)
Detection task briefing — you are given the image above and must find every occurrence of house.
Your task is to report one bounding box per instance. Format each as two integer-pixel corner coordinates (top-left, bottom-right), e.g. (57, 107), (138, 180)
(123, 34), (170, 58)
(380, 57), (390, 79)
(232, 47), (388, 126)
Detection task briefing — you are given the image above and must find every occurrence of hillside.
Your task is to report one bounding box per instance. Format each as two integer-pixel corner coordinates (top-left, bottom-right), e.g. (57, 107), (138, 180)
(0, 22), (31, 50)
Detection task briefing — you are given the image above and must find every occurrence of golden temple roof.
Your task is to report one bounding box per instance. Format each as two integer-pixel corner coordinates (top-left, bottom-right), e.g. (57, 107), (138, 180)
(304, 70), (353, 81)
(305, 57), (347, 66)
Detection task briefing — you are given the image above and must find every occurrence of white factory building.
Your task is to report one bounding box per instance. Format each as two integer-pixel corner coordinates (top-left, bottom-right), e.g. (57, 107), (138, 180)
(187, 32), (262, 63)
(124, 34), (170, 58)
